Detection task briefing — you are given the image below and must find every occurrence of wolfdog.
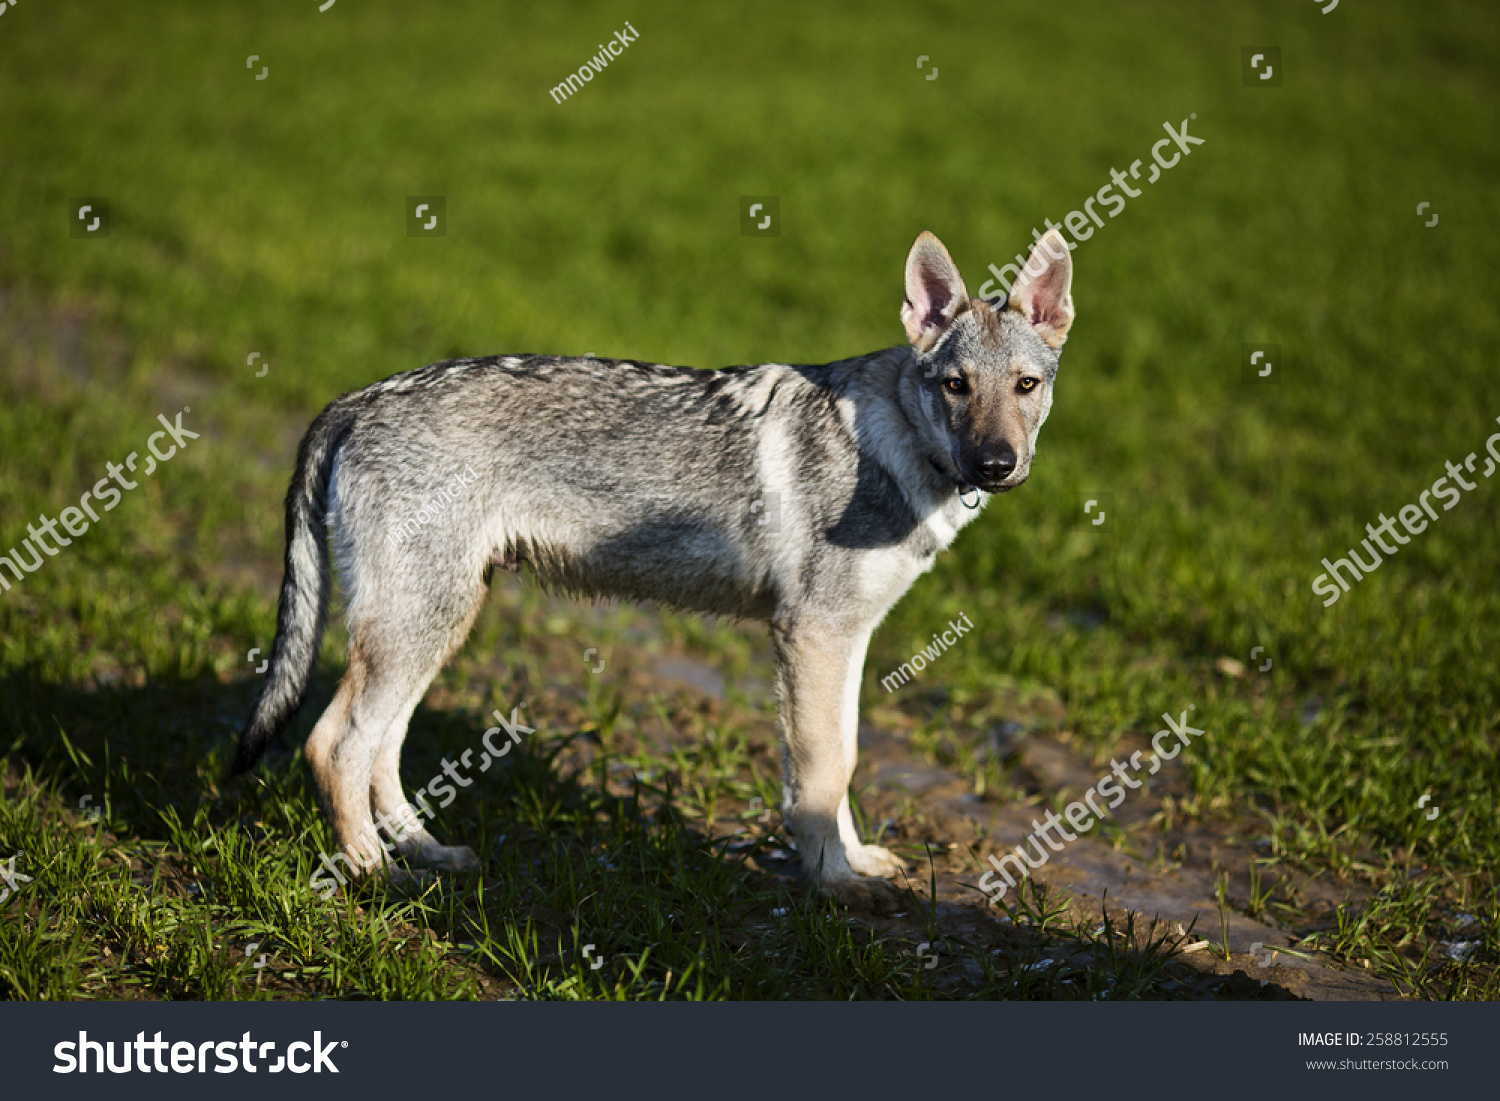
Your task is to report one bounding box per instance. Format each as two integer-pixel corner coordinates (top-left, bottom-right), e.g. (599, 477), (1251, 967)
(233, 229), (1076, 909)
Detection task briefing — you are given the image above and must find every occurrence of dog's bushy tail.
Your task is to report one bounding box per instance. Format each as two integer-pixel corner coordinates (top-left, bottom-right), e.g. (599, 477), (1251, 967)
(230, 404), (354, 777)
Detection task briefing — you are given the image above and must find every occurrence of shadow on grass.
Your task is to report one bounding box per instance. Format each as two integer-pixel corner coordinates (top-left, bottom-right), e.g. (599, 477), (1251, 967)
(1, 666), (1212, 1001)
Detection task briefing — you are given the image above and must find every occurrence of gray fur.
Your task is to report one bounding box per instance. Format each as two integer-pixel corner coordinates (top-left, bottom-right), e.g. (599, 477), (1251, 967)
(233, 230), (1076, 910)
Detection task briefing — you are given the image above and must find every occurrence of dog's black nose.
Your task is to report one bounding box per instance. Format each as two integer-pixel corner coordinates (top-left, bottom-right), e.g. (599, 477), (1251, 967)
(976, 443), (1017, 483)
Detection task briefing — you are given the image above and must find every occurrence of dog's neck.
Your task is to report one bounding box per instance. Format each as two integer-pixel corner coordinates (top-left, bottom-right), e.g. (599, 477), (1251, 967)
(819, 347), (982, 526)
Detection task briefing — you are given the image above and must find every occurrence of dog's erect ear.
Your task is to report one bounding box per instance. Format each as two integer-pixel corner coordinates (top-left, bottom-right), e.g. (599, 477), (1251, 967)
(901, 231), (970, 352)
(1008, 228), (1074, 348)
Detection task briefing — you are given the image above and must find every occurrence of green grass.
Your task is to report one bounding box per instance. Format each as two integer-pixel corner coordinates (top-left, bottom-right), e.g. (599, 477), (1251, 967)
(2, 0), (1497, 999)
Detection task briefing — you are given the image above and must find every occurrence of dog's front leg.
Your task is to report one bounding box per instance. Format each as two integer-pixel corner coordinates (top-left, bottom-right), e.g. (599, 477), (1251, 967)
(773, 618), (905, 912)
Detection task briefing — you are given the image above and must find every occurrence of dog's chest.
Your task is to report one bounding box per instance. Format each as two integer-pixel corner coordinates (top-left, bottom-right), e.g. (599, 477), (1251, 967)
(851, 500), (974, 612)
(919, 497), (970, 554)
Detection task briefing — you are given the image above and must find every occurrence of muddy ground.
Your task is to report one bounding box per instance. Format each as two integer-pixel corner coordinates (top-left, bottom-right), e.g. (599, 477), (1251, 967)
(402, 572), (1402, 1002)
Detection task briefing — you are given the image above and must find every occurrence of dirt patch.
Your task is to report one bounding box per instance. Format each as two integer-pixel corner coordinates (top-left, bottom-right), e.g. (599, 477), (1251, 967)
(424, 583), (1400, 1000)
(848, 722), (1398, 1001)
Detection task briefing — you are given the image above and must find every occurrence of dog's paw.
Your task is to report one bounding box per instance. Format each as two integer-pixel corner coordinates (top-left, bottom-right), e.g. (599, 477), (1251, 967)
(406, 842), (480, 871)
(822, 873), (906, 914)
(846, 843), (906, 879)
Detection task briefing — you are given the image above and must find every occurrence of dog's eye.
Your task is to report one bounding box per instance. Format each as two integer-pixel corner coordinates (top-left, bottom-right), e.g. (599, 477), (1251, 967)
(943, 377), (967, 395)
(1018, 377), (1039, 392)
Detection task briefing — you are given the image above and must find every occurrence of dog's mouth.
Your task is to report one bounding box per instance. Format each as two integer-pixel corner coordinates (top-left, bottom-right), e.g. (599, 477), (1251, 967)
(930, 457), (1027, 497)
(975, 472), (1028, 494)
(929, 455), (968, 492)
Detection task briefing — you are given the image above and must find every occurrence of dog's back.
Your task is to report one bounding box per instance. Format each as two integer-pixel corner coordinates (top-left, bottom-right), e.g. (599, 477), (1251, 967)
(325, 350), (929, 620)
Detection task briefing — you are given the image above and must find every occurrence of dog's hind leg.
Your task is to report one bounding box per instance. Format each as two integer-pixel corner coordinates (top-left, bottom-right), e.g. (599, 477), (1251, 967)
(303, 638), (407, 877)
(306, 568), (486, 877)
(367, 676), (482, 872)
(364, 575), (488, 872)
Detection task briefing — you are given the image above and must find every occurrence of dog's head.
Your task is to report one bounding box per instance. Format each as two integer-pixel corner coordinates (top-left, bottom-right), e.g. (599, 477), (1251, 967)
(899, 229), (1074, 493)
